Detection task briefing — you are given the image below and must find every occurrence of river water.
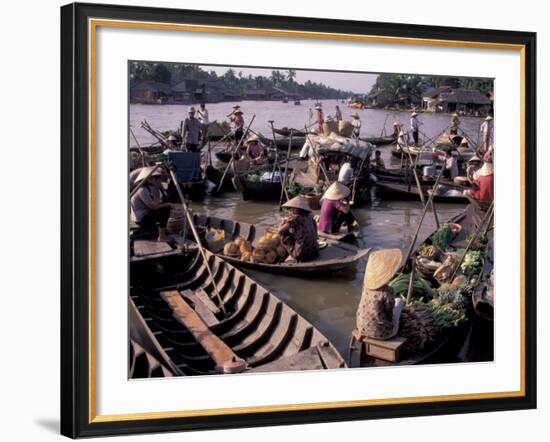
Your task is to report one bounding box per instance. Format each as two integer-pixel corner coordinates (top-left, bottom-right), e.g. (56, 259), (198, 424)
(130, 101), (489, 360)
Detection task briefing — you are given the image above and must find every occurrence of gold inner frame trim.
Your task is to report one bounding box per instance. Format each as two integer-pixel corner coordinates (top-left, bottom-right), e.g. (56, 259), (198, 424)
(88, 18), (527, 424)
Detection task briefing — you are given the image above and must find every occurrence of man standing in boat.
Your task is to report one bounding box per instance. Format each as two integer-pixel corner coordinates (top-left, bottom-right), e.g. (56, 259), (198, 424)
(335, 105), (343, 122)
(410, 111), (421, 145)
(315, 104), (324, 131)
(479, 115), (494, 154)
(197, 103), (209, 146)
(182, 106), (202, 152)
(229, 108), (245, 145)
(350, 112), (362, 138)
(450, 113), (461, 135)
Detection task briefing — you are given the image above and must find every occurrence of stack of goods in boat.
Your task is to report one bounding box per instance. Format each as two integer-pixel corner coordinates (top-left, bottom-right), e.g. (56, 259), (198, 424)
(223, 232), (288, 264)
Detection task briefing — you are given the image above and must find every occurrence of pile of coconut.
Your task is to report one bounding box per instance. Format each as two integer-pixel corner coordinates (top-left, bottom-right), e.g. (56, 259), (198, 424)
(223, 231), (288, 264)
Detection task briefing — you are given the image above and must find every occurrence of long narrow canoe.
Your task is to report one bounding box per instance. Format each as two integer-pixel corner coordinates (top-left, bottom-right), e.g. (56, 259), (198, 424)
(192, 214), (370, 275)
(359, 135), (396, 146)
(129, 248), (347, 376)
(375, 180), (470, 204)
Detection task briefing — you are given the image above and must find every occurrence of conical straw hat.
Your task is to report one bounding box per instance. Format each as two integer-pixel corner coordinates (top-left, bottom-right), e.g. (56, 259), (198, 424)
(135, 166), (163, 183)
(322, 182), (351, 201)
(363, 248), (403, 290)
(411, 112), (418, 117)
(468, 155), (481, 163)
(282, 195), (312, 212)
(459, 137), (469, 146)
(485, 115), (493, 121)
(478, 162), (494, 176)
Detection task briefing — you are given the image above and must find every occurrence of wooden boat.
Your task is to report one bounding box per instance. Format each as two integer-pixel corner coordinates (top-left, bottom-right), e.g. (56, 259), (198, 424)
(374, 180), (470, 204)
(294, 99), (301, 105)
(360, 135), (396, 146)
(348, 204), (489, 367)
(129, 248), (347, 376)
(215, 151), (233, 163)
(260, 134), (306, 150)
(191, 214), (370, 275)
(273, 128), (307, 137)
(238, 174), (282, 200)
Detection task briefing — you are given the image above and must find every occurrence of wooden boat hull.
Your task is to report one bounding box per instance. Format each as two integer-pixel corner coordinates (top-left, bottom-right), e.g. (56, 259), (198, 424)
(360, 135), (396, 146)
(191, 214), (370, 275)
(129, 249), (347, 376)
(274, 128), (306, 137)
(239, 176), (282, 200)
(375, 180), (469, 204)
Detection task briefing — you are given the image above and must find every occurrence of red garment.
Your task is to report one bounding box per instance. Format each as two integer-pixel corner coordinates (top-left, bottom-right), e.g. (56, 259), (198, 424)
(230, 114), (244, 129)
(470, 174), (494, 202)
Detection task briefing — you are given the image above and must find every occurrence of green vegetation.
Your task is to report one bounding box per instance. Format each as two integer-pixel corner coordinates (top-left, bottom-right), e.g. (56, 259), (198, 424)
(130, 62), (355, 99)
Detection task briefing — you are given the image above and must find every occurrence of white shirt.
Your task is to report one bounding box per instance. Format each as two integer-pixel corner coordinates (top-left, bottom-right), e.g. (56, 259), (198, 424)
(480, 120), (493, 143)
(445, 156), (459, 179)
(410, 117), (419, 131)
(338, 162), (354, 184)
(130, 185), (162, 223)
(197, 108), (209, 125)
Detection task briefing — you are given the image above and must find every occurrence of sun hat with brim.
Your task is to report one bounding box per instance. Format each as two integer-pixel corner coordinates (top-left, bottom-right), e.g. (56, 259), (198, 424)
(167, 135), (177, 141)
(245, 134), (259, 144)
(478, 162), (494, 176)
(468, 155), (482, 163)
(393, 122), (400, 126)
(282, 195), (312, 212)
(315, 105), (322, 110)
(411, 112), (418, 117)
(322, 182), (351, 201)
(452, 113), (458, 117)
(364, 248), (403, 290)
(485, 115), (493, 121)
(135, 166), (163, 183)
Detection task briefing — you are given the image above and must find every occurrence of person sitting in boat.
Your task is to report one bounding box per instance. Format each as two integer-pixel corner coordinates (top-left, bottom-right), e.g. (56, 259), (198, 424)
(371, 150), (386, 171)
(318, 182), (356, 234)
(130, 166), (174, 242)
(466, 155), (482, 184)
(278, 196), (319, 262)
(356, 249), (403, 340)
(450, 113), (461, 135)
(433, 149), (459, 180)
(396, 129), (408, 152)
(244, 134), (267, 165)
(465, 161), (494, 202)
(350, 112), (361, 138)
(165, 134), (179, 151)
(315, 105), (324, 131)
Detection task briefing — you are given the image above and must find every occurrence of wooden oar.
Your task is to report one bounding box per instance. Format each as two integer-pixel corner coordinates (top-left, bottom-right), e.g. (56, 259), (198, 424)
(402, 166), (446, 267)
(167, 165), (228, 317)
(216, 114), (256, 192)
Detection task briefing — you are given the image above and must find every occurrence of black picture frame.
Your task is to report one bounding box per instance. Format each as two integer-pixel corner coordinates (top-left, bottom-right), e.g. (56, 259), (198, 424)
(60, 2), (537, 438)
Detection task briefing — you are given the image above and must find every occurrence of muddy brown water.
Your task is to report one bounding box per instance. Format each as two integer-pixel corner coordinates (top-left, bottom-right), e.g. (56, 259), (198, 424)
(130, 101), (491, 362)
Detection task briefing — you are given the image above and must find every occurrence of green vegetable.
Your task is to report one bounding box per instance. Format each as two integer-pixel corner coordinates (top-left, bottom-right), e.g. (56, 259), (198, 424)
(431, 224), (454, 250)
(461, 250), (483, 275)
(389, 273), (434, 299)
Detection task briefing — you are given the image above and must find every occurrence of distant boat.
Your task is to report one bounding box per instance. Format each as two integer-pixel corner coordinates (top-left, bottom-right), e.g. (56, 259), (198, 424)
(282, 97), (289, 103)
(294, 99), (301, 105)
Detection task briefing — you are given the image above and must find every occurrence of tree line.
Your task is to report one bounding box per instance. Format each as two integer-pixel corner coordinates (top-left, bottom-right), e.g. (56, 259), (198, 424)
(129, 62), (356, 99)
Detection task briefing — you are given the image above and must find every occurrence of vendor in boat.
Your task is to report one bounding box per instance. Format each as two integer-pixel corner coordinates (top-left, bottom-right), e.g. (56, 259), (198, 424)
(410, 112), (421, 145)
(244, 134), (267, 165)
(480, 115), (494, 153)
(433, 149), (459, 180)
(318, 182), (356, 234)
(130, 166), (174, 242)
(229, 109), (245, 145)
(371, 150), (386, 171)
(465, 161), (494, 202)
(278, 196), (319, 262)
(165, 134), (179, 150)
(396, 129), (408, 152)
(350, 112), (361, 138)
(466, 155), (483, 184)
(183, 106), (202, 152)
(335, 105), (343, 122)
(450, 113), (461, 135)
(356, 249), (403, 340)
(315, 104), (324, 131)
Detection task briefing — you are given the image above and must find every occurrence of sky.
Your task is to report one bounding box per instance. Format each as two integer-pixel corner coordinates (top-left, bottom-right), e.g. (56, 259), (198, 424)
(201, 65), (378, 94)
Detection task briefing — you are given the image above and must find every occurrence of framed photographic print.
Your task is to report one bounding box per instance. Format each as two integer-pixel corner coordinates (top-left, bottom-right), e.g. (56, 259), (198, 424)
(60, 2), (537, 438)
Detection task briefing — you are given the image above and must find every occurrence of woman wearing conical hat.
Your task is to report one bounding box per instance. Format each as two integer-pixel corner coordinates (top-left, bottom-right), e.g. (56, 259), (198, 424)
(465, 161), (494, 202)
(318, 182), (356, 234)
(450, 112), (461, 135)
(356, 249), (403, 340)
(130, 166), (173, 242)
(278, 196), (319, 262)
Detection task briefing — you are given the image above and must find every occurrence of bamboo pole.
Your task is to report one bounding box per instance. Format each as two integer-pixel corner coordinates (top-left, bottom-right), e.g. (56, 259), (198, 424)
(167, 166), (228, 317)
(129, 126), (146, 167)
(405, 258), (417, 305)
(403, 166), (446, 266)
(278, 130), (293, 209)
(217, 114), (256, 192)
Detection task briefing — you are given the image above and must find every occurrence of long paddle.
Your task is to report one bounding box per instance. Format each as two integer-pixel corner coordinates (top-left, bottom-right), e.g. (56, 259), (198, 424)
(167, 165), (228, 318)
